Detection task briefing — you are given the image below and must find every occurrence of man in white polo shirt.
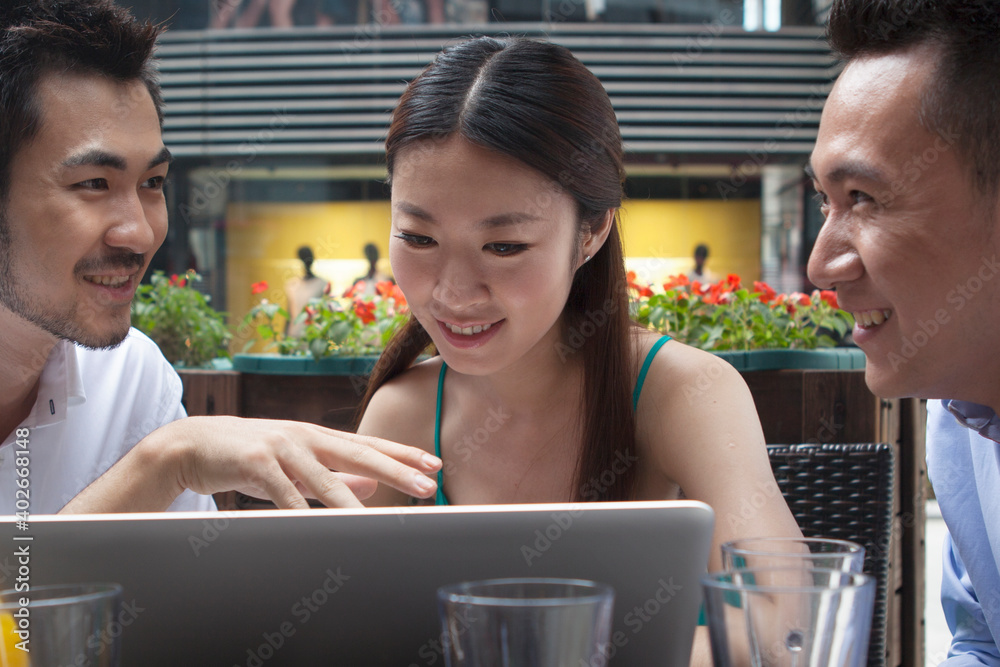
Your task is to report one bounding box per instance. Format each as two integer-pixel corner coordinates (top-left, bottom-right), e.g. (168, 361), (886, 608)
(0, 0), (440, 514)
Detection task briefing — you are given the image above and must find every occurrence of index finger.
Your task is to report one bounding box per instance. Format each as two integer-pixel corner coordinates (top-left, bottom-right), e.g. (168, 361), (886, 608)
(296, 425), (441, 499)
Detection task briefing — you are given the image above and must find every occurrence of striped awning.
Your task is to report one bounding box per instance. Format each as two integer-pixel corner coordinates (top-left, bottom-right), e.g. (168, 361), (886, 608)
(157, 22), (837, 160)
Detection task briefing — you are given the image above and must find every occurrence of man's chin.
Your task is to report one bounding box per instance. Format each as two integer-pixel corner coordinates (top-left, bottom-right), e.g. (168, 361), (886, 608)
(863, 362), (919, 401)
(54, 318), (132, 351)
(69, 328), (131, 351)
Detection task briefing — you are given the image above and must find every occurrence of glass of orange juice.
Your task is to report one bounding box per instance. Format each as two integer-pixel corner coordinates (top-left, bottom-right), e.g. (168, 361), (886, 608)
(1, 583), (122, 667)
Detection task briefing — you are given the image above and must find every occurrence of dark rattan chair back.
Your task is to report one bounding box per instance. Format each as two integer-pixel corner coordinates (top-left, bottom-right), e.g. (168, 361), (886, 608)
(767, 443), (895, 667)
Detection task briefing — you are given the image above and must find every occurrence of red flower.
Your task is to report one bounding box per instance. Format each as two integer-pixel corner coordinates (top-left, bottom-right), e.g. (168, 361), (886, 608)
(819, 290), (839, 309)
(725, 274), (741, 289)
(167, 273), (187, 288)
(774, 294), (796, 315)
(250, 281), (268, 296)
(375, 280), (394, 298)
(626, 270), (653, 297)
(705, 282), (730, 305)
(793, 292), (812, 307)
(304, 306), (317, 324)
(663, 274), (690, 291)
(343, 280), (363, 298)
(753, 281), (777, 304)
(353, 299), (376, 325)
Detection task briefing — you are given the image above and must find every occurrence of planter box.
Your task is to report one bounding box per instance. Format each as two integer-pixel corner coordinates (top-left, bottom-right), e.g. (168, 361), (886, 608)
(231, 353), (380, 376)
(229, 354), (381, 432)
(713, 347), (866, 372)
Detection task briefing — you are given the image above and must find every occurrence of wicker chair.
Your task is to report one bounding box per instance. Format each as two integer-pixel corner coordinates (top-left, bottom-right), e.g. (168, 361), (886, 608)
(767, 443), (895, 667)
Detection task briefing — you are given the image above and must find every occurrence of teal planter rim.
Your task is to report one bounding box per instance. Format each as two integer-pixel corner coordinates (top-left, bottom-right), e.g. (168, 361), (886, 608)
(231, 349), (864, 375)
(172, 357), (234, 371)
(711, 347), (865, 371)
(231, 353), (381, 376)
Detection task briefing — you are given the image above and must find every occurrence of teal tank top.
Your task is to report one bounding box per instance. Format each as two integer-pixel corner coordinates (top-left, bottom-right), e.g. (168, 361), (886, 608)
(433, 336), (671, 506)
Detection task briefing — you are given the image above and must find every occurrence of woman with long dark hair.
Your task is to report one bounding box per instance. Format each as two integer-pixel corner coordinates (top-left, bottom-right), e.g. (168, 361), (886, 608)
(357, 37), (800, 568)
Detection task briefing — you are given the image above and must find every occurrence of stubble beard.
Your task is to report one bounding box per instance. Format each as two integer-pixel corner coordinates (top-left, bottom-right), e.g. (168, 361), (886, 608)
(0, 207), (135, 350)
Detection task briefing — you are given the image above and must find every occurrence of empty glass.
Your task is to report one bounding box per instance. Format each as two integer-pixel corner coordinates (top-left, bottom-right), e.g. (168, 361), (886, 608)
(721, 538), (865, 573)
(702, 568), (874, 667)
(437, 577), (614, 667)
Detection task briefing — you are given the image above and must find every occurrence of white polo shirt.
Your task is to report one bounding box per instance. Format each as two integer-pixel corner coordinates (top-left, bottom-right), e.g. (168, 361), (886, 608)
(0, 328), (216, 514)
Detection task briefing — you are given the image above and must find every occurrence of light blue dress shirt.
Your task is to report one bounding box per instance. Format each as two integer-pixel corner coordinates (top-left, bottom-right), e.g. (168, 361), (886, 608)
(927, 399), (1000, 665)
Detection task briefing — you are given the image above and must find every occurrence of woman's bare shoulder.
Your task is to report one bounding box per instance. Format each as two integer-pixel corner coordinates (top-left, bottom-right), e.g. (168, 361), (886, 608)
(632, 330), (749, 406)
(357, 356), (444, 452)
(631, 329), (760, 455)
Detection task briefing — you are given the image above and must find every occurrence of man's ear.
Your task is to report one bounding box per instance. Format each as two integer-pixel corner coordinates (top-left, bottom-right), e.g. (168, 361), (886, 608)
(580, 209), (615, 262)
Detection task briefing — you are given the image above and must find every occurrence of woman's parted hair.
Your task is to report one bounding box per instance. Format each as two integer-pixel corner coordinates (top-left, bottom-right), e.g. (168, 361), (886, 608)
(359, 36), (640, 502)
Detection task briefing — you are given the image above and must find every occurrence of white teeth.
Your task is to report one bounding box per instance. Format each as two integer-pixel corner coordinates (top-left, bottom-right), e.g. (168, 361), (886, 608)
(853, 309), (892, 329)
(85, 275), (129, 287)
(446, 322), (491, 336)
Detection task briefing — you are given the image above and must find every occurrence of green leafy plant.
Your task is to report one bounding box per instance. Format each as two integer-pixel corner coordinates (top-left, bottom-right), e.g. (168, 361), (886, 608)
(629, 272), (853, 350)
(243, 279), (410, 360)
(131, 270), (232, 367)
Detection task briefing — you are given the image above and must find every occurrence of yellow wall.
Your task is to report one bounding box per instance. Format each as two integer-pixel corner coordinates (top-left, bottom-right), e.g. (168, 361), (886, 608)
(620, 199), (761, 286)
(227, 201), (393, 350)
(226, 198), (761, 348)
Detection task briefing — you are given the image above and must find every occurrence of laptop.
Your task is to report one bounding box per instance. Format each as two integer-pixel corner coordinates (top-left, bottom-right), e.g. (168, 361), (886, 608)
(0, 501), (713, 666)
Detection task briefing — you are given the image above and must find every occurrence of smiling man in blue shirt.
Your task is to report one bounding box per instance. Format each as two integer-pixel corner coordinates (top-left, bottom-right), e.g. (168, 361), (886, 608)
(806, 1), (1000, 663)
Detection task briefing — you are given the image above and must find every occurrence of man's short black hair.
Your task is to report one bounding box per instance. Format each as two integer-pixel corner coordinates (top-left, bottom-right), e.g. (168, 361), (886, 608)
(827, 0), (1000, 200)
(0, 1), (163, 207)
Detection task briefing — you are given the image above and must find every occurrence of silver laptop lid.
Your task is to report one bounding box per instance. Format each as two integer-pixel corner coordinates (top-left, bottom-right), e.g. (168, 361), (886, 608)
(1, 501), (713, 666)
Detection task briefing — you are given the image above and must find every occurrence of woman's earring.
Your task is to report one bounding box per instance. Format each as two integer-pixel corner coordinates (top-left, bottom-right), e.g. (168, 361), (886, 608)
(583, 255), (591, 263)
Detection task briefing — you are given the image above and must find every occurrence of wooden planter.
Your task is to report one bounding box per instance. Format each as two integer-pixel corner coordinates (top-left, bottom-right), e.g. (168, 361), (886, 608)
(231, 354), (379, 431)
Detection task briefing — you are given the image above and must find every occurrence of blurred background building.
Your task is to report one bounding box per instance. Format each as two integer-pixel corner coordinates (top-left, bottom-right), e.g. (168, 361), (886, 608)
(129, 0), (836, 342)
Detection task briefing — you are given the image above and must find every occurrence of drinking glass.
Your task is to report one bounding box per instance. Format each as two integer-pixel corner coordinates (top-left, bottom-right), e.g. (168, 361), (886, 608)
(702, 568), (874, 667)
(437, 577), (614, 667)
(0, 583), (122, 667)
(721, 537), (865, 573)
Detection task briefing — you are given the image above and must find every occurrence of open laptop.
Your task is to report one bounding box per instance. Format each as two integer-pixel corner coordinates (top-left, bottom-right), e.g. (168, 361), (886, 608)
(0, 501), (713, 666)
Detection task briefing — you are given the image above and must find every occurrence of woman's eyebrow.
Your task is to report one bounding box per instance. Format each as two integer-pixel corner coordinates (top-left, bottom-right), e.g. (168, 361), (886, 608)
(394, 201), (543, 228)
